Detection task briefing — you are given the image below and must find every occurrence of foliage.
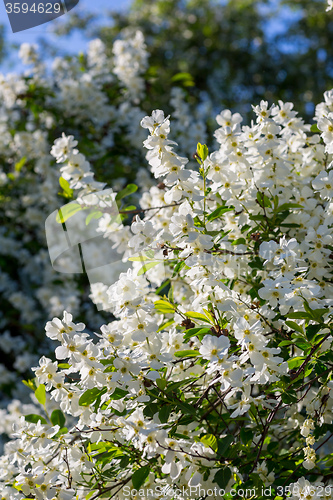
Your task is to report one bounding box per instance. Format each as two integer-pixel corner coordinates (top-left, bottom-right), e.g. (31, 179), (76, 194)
(0, 35), (207, 403)
(53, 0), (333, 120)
(1, 88), (333, 498)
(0, 2), (333, 499)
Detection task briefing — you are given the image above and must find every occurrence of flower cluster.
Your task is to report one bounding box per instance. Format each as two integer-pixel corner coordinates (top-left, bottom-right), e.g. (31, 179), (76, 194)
(0, 32), (208, 404)
(1, 89), (333, 498)
(112, 30), (149, 102)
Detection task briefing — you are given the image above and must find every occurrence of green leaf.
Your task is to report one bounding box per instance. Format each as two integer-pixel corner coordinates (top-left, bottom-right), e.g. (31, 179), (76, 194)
(128, 254), (151, 262)
(132, 466), (150, 489)
(306, 324), (322, 342)
(154, 300), (175, 314)
(214, 467), (232, 489)
(207, 206), (233, 222)
(159, 405), (172, 423)
(286, 312), (311, 320)
(56, 203), (82, 223)
(295, 339), (311, 351)
(185, 311), (211, 323)
(115, 184), (138, 202)
(249, 214), (265, 221)
(59, 176), (73, 197)
(58, 363), (70, 369)
(55, 427), (68, 437)
(155, 279), (171, 296)
(35, 384), (46, 406)
(285, 321), (304, 334)
(172, 261), (187, 277)
(171, 72), (194, 83)
(240, 428), (253, 445)
(288, 356), (305, 370)
(119, 456), (130, 468)
(25, 414), (47, 425)
(79, 387), (107, 407)
(174, 350), (201, 358)
(257, 191), (272, 208)
(86, 210), (103, 225)
(168, 284), (174, 304)
(278, 340), (293, 347)
(156, 378), (167, 390)
(281, 392), (298, 404)
(197, 143), (209, 162)
(280, 223), (301, 228)
(109, 388), (128, 400)
(310, 123), (320, 133)
(183, 327), (211, 342)
(122, 205), (137, 211)
(50, 409), (66, 428)
(274, 203), (303, 213)
(157, 319), (175, 333)
(201, 434), (218, 451)
(137, 261), (160, 276)
(217, 435), (234, 457)
(22, 379), (35, 391)
(15, 156), (26, 172)
(232, 237), (246, 246)
(165, 378), (196, 393)
(311, 308), (327, 323)
(175, 400), (197, 416)
(143, 403), (160, 418)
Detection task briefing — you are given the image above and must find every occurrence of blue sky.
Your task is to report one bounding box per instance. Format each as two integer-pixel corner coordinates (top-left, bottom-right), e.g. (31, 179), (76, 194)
(0, 0), (131, 72)
(0, 0), (302, 73)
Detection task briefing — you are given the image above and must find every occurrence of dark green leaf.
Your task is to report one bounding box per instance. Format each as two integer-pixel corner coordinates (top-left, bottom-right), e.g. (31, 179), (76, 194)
(159, 405), (172, 423)
(217, 435), (233, 457)
(50, 409), (66, 428)
(207, 206), (233, 222)
(214, 467), (232, 489)
(132, 466), (150, 489)
(110, 388), (128, 400)
(115, 183), (138, 202)
(286, 312), (311, 320)
(285, 320), (303, 334)
(183, 327), (211, 342)
(288, 356), (305, 370)
(274, 203), (303, 213)
(79, 387), (107, 407)
(25, 414), (47, 424)
(174, 350), (201, 358)
(240, 428), (253, 445)
(176, 401), (197, 416)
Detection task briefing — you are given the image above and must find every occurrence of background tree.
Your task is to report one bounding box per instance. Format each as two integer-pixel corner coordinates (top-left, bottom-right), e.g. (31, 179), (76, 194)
(0, 25), (6, 64)
(53, 0), (333, 120)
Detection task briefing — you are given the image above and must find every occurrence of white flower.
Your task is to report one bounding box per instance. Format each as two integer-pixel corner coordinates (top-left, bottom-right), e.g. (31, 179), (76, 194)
(300, 418), (315, 437)
(50, 133), (78, 163)
(216, 109), (243, 128)
(199, 334), (230, 361)
(312, 170), (333, 199)
(45, 311), (86, 342)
